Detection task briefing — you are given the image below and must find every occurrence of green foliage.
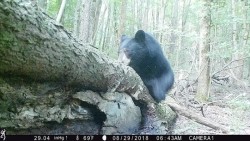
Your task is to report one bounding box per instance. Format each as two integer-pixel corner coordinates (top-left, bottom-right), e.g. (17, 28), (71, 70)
(47, 0), (61, 18)
(43, 0), (250, 74)
(210, 0), (250, 62)
(61, 0), (78, 31)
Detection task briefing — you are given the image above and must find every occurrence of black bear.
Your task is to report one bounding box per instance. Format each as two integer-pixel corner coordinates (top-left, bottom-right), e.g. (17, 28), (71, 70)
(118, 30), (174, 103)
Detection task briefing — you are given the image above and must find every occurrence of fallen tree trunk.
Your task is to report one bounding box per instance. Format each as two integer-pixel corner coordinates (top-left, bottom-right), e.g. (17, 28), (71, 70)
(165, 97), (230, 133)
(0, 1), (151, 102)
(0, 0), (177, 135)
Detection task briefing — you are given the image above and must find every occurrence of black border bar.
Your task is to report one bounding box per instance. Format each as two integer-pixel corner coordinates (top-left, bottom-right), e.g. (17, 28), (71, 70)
(1, 135), (250, 141)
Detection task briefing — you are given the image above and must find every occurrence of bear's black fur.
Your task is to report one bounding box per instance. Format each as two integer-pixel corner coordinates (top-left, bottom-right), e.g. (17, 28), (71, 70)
(118, 30), (174, 103)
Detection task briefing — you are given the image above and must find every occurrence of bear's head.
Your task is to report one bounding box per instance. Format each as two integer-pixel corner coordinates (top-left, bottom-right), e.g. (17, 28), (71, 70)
(118, 30), (149, 66)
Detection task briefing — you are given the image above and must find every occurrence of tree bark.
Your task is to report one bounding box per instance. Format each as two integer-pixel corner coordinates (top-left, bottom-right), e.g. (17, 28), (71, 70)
(196, 0), (211, 102)
(78, 0), (101, 44)
(118, 0), (127, 40)
(242, 0), (250, 78)
(0, 1), (150, 100)
(73, 0), (81, 37)
(169, 0), (179, 54)
(231, 0), (243, 80)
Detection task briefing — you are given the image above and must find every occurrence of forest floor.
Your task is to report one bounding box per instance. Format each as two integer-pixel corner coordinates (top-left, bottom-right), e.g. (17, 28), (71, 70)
(170, 81), (250, 134)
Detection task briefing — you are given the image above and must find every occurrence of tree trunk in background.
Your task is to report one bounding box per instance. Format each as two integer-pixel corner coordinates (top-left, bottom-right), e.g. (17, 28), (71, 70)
(78, 0), (102, 44)
(91, 0), (102, 46)
(73, 0), (81, 38)
(115, 0), (127, 52)
(119, 0), (127, 36)
(175, 0), (186, 79)
(169, 0), (179, 61)
(133, 0), (137, 30)
(158, 0), (168, 43)
(79, 0), (91, 43)
(46, 0), (50, 13)
(56, 0), (67, 23)
(113, 1), (119, 47)
(196, 0), (211, 102)
(242, 0), (250, 78)
(101, 4), (111, 51)
(231, 0), (243, 80)
(98, 3), (107, 51)
(144, 0), (150, 30)
(137, 0), (142, 29)
(181, 0), (191, 48)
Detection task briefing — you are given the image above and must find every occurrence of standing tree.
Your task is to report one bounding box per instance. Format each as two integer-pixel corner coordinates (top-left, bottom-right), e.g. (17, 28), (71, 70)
(75, 0), (102, 44)
(242, 0), (250, 78)
(56, 0), (67, 23)
(196, 0), (211, 102)
(231, 0), (243, 80)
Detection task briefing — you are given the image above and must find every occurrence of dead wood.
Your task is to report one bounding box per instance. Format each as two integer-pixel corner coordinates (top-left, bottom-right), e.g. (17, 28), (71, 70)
(165, 97), (230, 133)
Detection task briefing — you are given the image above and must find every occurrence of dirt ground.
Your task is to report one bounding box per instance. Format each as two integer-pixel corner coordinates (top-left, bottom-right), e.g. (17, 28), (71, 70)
(170, 81), (250, 134)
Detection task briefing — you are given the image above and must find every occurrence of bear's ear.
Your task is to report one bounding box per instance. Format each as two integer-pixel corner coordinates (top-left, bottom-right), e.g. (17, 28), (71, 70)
(135, 30), (145, 42)
(121, 35), (128, 43)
